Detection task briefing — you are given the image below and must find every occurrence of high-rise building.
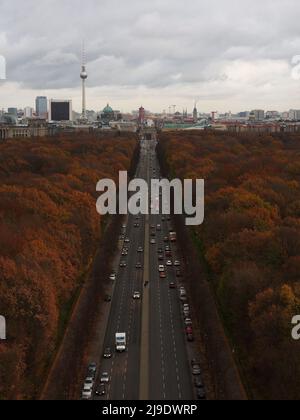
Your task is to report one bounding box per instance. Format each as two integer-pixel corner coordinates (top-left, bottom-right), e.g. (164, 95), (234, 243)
(7, 107), (18, 117)
(251, 110), (265, 121)
(24, 107), (33, 118)
(36, 96), (48, 118)
(49, 100), (72, 122)
(288, 109), (300, 120)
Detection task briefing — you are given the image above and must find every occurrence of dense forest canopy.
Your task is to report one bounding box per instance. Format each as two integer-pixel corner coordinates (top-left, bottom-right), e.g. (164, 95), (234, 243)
(0, 132), (138, 399)
(159, 130), (300, 400)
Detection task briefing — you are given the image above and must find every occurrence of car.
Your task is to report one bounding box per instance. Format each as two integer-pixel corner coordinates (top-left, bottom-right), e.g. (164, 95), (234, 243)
(158, 265), (165, 273)
(184, 310), (190, 318)
(100, 372), (110, 383)
(164, 236), (170, 243)
(103, 347), (112, 359)
(174, 261), (181, 267)
(165, 246), (171, 251)
(133, 291), (141, 300)
(158, 248), (163, 254)
(151, 225), (156, 230)
(158, 254), (164, 261)
(95, 383), (106, 397)
(197, 388), (206, 400)
(136, 262), (143, 269)
(166, 251), (172, 258)
(183, 304), (190, 310)
(84, 377), (94, 391)
(184, 318), (193, 327)
(150, 239), (156, 245)
(176, 270), (183, 278)
(134, 223), (140, 228)
(122, 224), (127, 229)
(120, 261), (127, 268)
(160, 272), (167, 279)
(186, 326), (193, 335)
(166, 260), (173, 267)
(137, 247), (144, 253)
(187, 334), (194, 342)
(192, 362), (202, 376)
(194, 377), (204, 388)
(169, 282), (176, 289)
(124, 238), (130, 243)
(82, 389), (92, 400)
(109, 273), (116, 281)
(104, 295), (112, 303)
(87, 362), (97, 377)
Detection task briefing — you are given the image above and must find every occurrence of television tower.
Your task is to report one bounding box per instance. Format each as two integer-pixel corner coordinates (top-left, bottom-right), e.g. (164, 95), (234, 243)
(80, 43), (88, 121)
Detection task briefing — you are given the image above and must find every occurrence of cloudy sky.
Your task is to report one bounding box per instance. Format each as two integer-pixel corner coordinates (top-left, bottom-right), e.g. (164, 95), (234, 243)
(1, 0), (300, 113)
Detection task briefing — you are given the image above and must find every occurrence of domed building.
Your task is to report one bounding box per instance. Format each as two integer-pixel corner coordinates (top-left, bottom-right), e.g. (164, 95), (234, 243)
(99, 104), (122, 126)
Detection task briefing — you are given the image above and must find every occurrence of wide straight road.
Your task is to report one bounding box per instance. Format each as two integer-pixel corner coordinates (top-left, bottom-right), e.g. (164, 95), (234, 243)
(94, 136), (195, 401)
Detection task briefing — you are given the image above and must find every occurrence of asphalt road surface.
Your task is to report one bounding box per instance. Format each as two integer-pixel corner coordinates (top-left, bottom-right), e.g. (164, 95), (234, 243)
(94, 137), (195, 401)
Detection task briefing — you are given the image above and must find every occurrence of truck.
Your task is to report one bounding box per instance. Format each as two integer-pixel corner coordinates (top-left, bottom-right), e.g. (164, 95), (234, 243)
(115, 333), (127, 352)
(169, 231), (177, 242)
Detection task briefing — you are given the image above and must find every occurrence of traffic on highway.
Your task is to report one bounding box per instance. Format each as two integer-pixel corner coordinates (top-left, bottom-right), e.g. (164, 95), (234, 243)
(81, 137), (205, 401)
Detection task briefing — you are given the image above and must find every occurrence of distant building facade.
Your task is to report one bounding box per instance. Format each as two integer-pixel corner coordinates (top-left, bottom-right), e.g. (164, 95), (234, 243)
(138, 106), (146, 124)
(36, 96), (48, 118)
(7, 107), (18, 117)
(49, 100), (72, 122)
(99, 104), (122, 126)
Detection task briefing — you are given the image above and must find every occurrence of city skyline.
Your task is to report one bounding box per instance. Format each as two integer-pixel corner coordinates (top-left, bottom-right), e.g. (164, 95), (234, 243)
(1, 0), (300, 113)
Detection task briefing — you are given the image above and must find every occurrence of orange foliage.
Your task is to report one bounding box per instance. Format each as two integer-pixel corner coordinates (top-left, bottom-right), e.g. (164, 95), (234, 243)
(158, 130), (300, 399)
(0, 132), (138, 399)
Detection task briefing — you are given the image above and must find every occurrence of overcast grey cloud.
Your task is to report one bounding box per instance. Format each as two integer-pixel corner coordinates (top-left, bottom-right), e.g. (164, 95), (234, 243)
(0, 0), (300, 112)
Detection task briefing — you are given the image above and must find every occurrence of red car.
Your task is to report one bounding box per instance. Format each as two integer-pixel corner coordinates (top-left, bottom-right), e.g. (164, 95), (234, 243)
(160, 272), (167, 279)
(186, 326), (193, 335)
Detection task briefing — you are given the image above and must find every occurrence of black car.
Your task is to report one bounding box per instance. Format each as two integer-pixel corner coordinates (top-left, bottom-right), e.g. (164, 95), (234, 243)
(194, 377), (203, 388)
(196, 388), (206, 400)
(104, 295), (112, 303)
(95, 383), (106, 397)
(103, 347), (112, 359)
(87, 362), (97, 378)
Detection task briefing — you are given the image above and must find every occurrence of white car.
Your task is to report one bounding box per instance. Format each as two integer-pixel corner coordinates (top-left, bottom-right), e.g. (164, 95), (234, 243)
(158, 265), (165, 273)
(133, 291), (141, 300)
(109, 274), (116, 281)
(174, 261), (181, 267)
(82, 389), (92, 400)
(166, 260), (173, 267)
(150, 239), (156, 245)
(100, 372), (110, 383)
(83, 377), (94, 391)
